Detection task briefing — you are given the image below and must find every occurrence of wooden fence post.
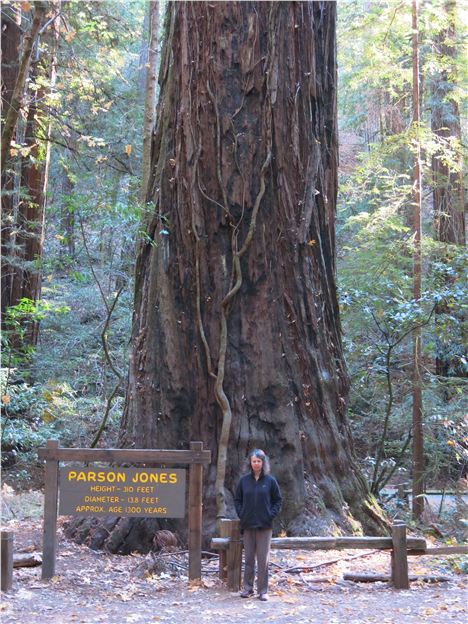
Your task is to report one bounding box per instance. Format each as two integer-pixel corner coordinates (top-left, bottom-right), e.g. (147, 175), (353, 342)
(218, 519), (231, 580)
(226, 519), (242, 591)
(391, 522), (409, 589)
(1, 531), (14, 591)
(42, 439), (59, 579)
(188, 441), (203, 581)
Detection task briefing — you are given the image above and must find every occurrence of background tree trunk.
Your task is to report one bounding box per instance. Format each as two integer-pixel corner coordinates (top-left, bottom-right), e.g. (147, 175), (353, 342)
(3, 4), (59, 345)
(60, 153), (76, 260)
(114, 1), (385, 552)
(411, 0), (424, 521)
(430, 0), (466, 380)
(141, 0), (159, 201)
(1, 3), (22, 321)
(0, 1), (47, 174)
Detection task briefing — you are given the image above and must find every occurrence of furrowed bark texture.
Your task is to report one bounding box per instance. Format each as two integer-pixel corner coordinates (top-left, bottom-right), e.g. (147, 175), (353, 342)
(120, 1), (384, 544)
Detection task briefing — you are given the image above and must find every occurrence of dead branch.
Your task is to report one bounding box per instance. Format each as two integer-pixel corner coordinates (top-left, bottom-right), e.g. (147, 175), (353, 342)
(13, 552), (42, 568)
(281, 549), (381, 574)
(90, 379), (122, 448)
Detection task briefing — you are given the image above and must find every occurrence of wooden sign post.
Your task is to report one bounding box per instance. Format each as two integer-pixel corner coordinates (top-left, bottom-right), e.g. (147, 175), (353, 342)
(188, 441), (203, 580)
(38, 440), (211, 581)
(42, 440), (59, 579)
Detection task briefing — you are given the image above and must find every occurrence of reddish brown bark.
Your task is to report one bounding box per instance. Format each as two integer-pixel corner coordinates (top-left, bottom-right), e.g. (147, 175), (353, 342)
(1, 4), (22, 321)
(1, 4), (22, 110)
(2, 5), (58, 345)
(0, 2), (47, 174)
(114, 1), (384, 551)
(10, 66), (48, 344)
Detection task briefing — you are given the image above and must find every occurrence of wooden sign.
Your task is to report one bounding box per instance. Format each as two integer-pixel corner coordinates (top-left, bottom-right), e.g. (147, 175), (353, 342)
(38, 441), (211, 582)
(59, 468), (186, 517)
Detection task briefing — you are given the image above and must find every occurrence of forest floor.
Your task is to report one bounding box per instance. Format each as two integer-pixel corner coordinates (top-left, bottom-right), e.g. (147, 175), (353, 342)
(1, 491), (467, 624)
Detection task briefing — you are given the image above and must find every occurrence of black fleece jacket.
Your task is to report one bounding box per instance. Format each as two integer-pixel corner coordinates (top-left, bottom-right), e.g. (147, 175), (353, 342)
(234, 473), (282, 531)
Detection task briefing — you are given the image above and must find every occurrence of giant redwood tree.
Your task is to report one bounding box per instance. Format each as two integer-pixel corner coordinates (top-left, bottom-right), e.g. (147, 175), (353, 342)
(118, 0), (384, 545)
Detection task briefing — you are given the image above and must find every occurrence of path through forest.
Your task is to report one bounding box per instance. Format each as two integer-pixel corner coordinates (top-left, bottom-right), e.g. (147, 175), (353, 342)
(1, 516), (466, 624)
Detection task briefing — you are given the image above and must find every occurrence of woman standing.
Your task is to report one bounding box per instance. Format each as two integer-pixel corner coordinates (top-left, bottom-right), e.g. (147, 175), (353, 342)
(234, 449), (282, 601)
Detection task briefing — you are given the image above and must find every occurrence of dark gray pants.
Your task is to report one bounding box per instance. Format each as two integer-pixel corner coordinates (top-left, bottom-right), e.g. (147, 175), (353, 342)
(242, 528), (272, 595)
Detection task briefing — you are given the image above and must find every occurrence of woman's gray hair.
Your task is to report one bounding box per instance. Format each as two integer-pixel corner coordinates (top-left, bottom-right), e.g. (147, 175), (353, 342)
(247, 448), (270, 475)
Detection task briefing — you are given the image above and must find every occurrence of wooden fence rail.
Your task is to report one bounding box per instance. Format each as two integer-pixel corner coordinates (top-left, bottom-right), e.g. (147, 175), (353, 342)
(211, 520), (466, 591)
(211, 535), (427, 551)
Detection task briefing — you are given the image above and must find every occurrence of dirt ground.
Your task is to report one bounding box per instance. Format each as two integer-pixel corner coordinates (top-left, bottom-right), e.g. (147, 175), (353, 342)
(1, 515), (467, 624)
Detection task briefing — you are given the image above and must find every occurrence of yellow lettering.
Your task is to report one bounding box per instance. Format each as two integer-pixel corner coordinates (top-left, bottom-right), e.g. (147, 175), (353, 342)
(90, 485), (116, 492)
(75, 505), (104, 513)
(169, 473), (177, 484)
(68, 471), (77, 481)
(143, 506), (167, 514)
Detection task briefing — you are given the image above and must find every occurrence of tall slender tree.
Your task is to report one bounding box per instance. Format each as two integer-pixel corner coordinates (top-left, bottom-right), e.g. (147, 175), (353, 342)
(141, 0), (160, 201)
(2, 3), (60, 344)
(411, 0), (424, 520)
(1, 2), (22, 319)
(1, 1), (47, 173)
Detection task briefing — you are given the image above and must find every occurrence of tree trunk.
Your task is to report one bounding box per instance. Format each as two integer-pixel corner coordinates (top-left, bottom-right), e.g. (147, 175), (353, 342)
(141, 0), (160, 201)
(0, 1), (47, 174)
(5, 5), (59, 345)
(60, 155), (76, 260)
(110, 1), (385, 553)
(430, 0), (466, 380)
(1, 3), (22, 322)
(411, 0), (424, 521)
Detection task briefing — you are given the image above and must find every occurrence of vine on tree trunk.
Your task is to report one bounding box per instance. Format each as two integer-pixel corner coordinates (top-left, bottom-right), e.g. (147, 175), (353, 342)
(186, 6), (278, 520)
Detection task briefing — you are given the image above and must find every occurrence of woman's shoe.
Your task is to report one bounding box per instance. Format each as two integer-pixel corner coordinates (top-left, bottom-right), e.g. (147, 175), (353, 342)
(240, 589), (254, 598)
(258, 594), (269, 601)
